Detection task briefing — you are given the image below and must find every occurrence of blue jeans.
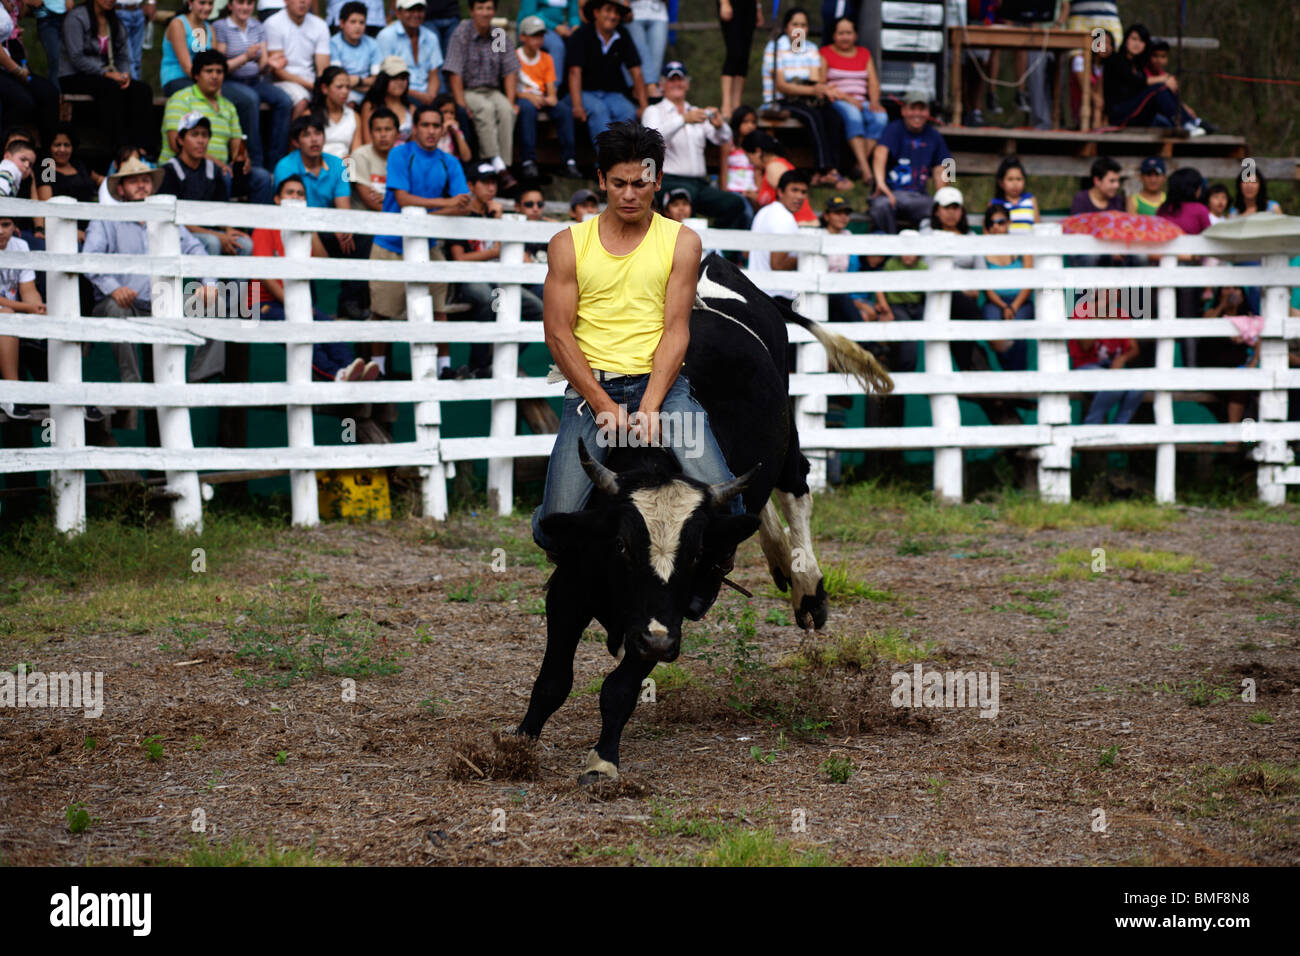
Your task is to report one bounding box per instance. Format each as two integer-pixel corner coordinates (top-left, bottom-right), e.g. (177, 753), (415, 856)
(531, 372), (742, 551)
(1077, 361), (1143, 425)
(625, 19), (668, 89)
(36, 13), (65, 92)
(260, 301), (356, 379)
(832, 99), (888, 142)
(118, 7), (147, 82)
(516, 96), (575, 163)
(192, 231), (254, 257)
(225, 166), (274, 205)
(982, 299), (1033, 371)
(556, 90), (638, 146)
(223, 76), (294, 171)
(542, 30), (568, 84)
(429, 17), (459, 87)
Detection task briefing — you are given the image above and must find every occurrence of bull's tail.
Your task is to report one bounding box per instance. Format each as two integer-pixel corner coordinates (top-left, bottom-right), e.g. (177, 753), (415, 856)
(781, 305), (895, 395)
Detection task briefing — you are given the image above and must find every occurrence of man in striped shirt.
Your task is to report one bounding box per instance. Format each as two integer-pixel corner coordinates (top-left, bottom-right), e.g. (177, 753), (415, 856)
(160, 51), (273, 203)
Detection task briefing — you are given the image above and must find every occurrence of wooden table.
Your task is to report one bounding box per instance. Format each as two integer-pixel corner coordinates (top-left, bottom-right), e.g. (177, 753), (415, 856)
(949, 25), (1093, 131)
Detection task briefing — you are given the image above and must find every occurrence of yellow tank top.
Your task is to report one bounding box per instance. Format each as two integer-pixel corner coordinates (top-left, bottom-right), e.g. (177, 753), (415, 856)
(570, 212), (682, 375)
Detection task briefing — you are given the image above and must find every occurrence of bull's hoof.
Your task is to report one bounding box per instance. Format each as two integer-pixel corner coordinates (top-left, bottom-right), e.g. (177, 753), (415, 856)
(795, 580), (829, 631)
(578, 749), (619, 787)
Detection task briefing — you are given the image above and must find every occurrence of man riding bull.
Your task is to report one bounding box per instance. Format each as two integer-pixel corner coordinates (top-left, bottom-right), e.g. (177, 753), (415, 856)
(531, 120), (745, 618)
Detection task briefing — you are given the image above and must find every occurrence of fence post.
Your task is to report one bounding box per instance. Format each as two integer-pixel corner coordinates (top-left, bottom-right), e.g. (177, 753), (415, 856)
(488, 221), (523, 515)
(1034, 224), (1071, 503)
(1256, 253), (1291, 506)
(279, 199), (318, 526)
(402, 205), (448, 520)
(145, 194), (203, 531)
(922, 252), (960, 502)
(44, 197), (86, 535)
(796, 248), (829, 492)
(1154, 254), (1178, 504)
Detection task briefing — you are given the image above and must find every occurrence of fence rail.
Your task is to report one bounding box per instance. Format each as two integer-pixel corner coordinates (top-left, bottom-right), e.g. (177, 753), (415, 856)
(1, 195), (1297, 534)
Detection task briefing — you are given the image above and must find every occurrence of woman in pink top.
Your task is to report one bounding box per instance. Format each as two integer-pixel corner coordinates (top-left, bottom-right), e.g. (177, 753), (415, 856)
(722, 105), (761, 210)
(820, 17), (886, 186)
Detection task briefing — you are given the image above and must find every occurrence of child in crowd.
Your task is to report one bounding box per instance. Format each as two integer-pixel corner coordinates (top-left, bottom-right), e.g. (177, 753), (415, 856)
(1145, 39), (1210, 130)
(0, 138), (35, 199)
(329, 2), (381, 105)
(434, 93), (473, 161)
(1069, 291), (1142, 425)
(723, 105), (760, 209)
(312, 66), (362, 159)
(988, 155), (1038, 233)
(348, 107), (398, 211)
(1205, 183), (1231, 223)
(250, 175), (378, 382)
(1127, 156), (1167, 216)
(981, 204), (1033, 371)
(1201, 285), (1260, 426)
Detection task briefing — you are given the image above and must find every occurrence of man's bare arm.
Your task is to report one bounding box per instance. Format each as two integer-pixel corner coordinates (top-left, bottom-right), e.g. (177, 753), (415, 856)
(639, 226), (702, 416)
(543, 229), (613, 415)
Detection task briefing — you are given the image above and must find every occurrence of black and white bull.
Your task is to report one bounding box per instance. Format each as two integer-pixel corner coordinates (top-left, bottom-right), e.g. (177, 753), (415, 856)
(516, 254), (893, 785)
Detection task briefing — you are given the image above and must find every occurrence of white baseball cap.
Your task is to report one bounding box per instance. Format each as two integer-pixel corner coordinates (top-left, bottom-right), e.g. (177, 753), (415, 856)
(933, 186), (963, 207)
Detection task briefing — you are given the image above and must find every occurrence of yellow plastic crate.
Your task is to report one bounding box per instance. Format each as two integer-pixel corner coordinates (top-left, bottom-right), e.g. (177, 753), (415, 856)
(316, 469), (391, 521)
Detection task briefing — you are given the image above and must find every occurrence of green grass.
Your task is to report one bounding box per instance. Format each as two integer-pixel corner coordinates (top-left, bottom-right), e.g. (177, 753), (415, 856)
(141, 735), (164, 762)
(66, 802), (93, 835)
(1099, 745), (1120, 769)
(821, 564), (897, 604)
(174, 835), (341, 867)
(821, 756), (854, 784)
(1176, 762), (1300, 820)
(1248, 710), (1275, 725)
(228, 588), (401, 688)
(780, 628), (939, 670)
(1052, 546), (1208, 579)
(641, 802), (836, 867)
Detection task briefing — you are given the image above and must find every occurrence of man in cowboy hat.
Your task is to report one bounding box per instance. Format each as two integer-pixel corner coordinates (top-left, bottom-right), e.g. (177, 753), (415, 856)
(84, 158), (222, 391)
(551, 0), (647, 150)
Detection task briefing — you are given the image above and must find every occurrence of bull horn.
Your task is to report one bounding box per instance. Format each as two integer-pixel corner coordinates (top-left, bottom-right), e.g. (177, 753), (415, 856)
(709, 463), (759, 506)
(578, 438), (620, 497)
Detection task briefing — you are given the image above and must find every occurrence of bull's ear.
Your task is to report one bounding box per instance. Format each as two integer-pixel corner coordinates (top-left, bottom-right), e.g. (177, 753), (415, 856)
(704, 513), (760, 553)
(540, 509), (620, 549)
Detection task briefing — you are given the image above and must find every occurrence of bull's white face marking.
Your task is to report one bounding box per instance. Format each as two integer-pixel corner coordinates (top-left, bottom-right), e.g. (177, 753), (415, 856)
(630, 482), (705, 583)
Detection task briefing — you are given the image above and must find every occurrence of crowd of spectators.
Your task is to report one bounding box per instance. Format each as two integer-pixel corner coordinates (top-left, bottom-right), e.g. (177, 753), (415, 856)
(0, 0), (1295, 442)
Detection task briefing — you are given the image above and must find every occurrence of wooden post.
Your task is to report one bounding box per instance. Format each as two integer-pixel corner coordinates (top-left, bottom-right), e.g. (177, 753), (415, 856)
(922, 252), (960, 502)
(145, 194), (203, 531)
(1256, 253), (1291, 506)
(279, 199), (318, 526)
(796, 249), (829, 492)
(1154, 254), (1177, 504)
(44, 197), (86, 535)
(402, 205), (448, 520)
(488, 223), (523, 515)
(1034, 223), (1071, 503)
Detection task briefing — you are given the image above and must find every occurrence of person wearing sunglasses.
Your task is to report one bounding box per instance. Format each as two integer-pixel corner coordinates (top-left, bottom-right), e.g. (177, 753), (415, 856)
(980, 206), (1034, 372)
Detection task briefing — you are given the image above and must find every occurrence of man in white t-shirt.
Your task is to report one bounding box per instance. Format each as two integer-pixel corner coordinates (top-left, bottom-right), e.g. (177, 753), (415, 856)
(749, 169), (807, 305)
(265, 0), (331, 111)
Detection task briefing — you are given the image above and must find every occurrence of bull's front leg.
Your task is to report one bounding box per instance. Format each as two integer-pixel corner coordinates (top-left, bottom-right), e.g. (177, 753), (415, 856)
(580, 656), (657, 786)
(517, 573), (591, 739)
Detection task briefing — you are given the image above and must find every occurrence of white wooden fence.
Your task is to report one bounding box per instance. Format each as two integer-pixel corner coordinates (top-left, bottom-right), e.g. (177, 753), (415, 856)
(1, 195), (1297, 536)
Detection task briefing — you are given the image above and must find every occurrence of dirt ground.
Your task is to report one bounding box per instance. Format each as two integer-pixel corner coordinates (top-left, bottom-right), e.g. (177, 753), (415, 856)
(2, 499), (1298, 866)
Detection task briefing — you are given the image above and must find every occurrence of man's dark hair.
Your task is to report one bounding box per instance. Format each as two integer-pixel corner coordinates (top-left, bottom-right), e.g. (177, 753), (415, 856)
(470, 0), (496, 8)
(191, 49), (228, 79)
(3, 138), (35, 157)
(290, 113), (327, 143)
(276, 174), (306, 197)
(777, 168), (810, 192)
(339, 0), (368, 21)
(1148, 38), (1170, 54)
(368, 106), (399, 130)
(594, 121), (665, 179)
(412, 102), (444, 126)
(1089, 156), (1121, 185)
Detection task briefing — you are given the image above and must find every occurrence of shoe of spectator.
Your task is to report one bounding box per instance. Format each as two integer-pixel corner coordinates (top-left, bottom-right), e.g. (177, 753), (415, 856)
(362, 361), (381, 381)
(338, 302), (370, 320)
(1014, 90), (1030, 112)
(521, 160), (540, 180)
(561, 159), (582, 179)
(1, 402), (32, 420)
(1184, 121), (1206, 137)
(497, 170), (519, 194)
(337, 358), (366, 382)
(438, 366), (457, 380)
(84, 406), (105, 423)
(963, 109), (987, 127)
(472, 365), (493, 379)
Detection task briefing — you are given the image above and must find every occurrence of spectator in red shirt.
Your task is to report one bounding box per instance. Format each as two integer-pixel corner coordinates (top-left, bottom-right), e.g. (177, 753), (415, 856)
(1069, 292), (1142, 425)
(250, 175), (377, 382)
